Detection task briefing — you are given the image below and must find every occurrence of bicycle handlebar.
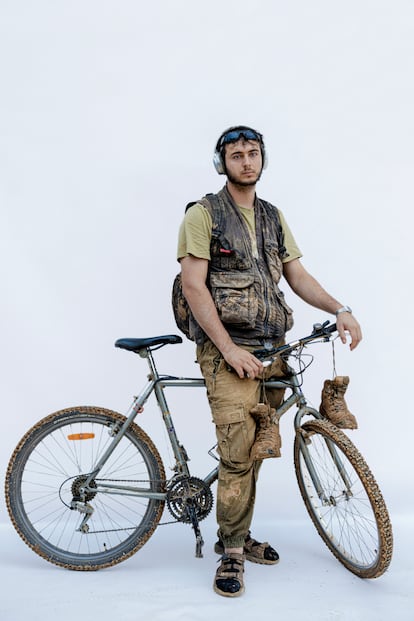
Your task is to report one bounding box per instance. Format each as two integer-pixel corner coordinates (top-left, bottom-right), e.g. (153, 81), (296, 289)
(252, 320), (337, 361)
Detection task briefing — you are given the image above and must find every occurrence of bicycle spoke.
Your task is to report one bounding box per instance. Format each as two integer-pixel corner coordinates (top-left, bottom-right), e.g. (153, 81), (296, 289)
(294, 420), (392, 578)
(305, 435), (378, 563)
(6, 407), (165, 569)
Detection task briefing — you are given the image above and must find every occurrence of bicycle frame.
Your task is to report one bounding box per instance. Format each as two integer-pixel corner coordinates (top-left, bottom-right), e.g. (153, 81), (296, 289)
(6, 319), (392, 576)
(80, 341), (349, 510)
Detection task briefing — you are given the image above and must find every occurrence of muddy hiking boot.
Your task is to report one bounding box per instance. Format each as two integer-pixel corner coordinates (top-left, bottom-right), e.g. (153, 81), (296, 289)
(214, 552), (245, 597)
(250, 402), (282, 460)
(215, 532), (279, 565)
(319, 376), (358, 429)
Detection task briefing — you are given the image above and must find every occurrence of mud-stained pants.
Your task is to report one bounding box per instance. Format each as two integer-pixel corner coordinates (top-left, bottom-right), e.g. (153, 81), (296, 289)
(196, 339), (287, 549)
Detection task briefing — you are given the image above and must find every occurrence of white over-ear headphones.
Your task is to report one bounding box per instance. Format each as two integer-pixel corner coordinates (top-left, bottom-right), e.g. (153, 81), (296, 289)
(213, 150), (226, 175)
(213, 126), (268, 175)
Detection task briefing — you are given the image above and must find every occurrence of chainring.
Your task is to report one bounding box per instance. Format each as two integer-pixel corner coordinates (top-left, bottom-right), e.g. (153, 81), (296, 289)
(166, 476), (213, 523)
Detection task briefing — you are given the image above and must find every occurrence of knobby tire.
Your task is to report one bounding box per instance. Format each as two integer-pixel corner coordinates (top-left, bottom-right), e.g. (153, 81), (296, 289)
(5, 406), (166, 570)
(294, 419), (393, 578)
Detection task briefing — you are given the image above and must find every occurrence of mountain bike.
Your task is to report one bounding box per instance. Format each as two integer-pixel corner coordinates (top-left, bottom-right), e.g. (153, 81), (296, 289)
(5, 321), (393, 578)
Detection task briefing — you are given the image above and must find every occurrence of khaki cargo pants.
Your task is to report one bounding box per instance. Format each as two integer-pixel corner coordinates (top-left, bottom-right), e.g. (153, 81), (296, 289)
(196, 339), (287, 548)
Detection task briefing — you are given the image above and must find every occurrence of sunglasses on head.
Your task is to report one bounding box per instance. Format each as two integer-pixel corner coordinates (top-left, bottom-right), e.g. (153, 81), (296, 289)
(218, 129), (262, 148)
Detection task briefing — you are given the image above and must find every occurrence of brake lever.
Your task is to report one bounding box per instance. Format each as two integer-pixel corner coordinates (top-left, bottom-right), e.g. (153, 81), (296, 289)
(311, 319), (330, 334)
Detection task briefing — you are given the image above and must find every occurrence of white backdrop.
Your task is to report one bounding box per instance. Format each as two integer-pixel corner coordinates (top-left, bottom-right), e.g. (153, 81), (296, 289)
(1, 0), (413, 536)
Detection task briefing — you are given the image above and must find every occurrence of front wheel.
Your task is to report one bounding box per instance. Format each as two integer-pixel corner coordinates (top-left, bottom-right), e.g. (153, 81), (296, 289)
(294, 419), (393, 578)
(5, 406), (166, 570)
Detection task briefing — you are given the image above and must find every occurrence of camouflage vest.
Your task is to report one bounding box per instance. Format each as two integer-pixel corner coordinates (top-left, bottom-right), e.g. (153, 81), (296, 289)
(186, 186), (294, 345)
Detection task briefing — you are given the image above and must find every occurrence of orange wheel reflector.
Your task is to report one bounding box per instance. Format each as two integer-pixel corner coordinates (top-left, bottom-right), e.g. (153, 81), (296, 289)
(67, 433), (95, 441)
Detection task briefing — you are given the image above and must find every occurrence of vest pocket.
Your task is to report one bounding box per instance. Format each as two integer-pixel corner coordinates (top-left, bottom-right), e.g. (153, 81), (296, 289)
(210, 271), (258, 327)
(263, 240), (283, 281)
(276, 290), (294, 332)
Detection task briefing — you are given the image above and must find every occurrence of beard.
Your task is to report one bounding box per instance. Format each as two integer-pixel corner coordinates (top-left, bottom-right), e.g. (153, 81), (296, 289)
(226, 168), (262, 187)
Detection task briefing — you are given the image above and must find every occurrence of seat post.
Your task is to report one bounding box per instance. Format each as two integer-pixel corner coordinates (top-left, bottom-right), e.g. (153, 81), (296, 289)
(141, 347), (160, 381)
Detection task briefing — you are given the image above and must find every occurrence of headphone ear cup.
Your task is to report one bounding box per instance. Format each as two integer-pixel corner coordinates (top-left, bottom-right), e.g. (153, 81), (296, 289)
(262, 150), (268, 170)
(213, 151), (225, 175)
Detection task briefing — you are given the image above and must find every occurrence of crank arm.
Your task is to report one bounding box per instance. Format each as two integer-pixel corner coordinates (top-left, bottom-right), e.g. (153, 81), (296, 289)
(186, 502), (204, 558)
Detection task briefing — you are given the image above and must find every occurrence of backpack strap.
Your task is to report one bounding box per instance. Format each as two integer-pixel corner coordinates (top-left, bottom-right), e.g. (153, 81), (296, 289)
(185, 193), (225, 244)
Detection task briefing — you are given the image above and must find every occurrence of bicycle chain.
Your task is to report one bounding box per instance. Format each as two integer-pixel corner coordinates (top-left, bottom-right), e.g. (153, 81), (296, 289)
(70, 476), (213, 533)
(94, 477), (165, 484)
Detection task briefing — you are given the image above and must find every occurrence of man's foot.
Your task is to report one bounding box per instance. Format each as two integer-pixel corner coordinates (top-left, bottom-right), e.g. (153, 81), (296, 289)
(214, 553), (245, 597)
(214, 533), (279, 565)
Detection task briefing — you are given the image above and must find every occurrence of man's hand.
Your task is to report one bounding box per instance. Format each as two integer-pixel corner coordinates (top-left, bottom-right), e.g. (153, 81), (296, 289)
(336, 313), (362, 351)
(221, 343), (263, 379)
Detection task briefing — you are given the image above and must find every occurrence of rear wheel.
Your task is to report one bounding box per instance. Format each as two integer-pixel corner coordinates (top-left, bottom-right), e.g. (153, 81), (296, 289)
(5, 406), (166, 570)
(294, 419), (393, 578)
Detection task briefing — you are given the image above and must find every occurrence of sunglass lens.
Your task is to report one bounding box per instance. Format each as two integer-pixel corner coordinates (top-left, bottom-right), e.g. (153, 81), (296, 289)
(221, 129), (259, 145)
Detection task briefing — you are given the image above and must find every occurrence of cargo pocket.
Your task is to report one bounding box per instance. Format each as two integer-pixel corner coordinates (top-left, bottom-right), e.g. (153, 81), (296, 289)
(210, 271), (257, 327)
(214, 405), (255, 465)
(213, 403), (245, 426)
(216, 423), (252, 465)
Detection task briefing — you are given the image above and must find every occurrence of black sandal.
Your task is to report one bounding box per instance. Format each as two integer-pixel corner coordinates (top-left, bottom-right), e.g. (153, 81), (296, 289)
(214, 553), (245, 597)
(214, 533), (279, 565)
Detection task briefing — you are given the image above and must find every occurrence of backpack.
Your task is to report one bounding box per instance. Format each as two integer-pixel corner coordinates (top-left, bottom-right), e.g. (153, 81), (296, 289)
(171, 196), (220, 341)
(171, 271), (194, 340)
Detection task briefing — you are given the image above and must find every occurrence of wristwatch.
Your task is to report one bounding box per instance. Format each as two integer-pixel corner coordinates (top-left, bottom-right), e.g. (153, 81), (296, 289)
(335, 305), (352, 316)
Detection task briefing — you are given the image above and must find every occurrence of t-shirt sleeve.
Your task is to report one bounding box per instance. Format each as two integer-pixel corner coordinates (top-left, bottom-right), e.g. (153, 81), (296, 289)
(278, 209), (302, 263)
(177, 203), (213, 261)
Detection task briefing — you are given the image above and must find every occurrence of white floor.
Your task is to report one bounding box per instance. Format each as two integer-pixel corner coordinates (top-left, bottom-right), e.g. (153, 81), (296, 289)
(1, 514), (412, 621)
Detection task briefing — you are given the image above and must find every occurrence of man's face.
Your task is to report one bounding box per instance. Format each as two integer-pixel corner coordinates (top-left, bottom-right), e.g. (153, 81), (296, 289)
(223, 139), (263, 186)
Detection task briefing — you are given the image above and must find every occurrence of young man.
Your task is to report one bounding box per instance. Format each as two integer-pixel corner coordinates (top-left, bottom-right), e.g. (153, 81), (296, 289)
(177, 126), (362, 597)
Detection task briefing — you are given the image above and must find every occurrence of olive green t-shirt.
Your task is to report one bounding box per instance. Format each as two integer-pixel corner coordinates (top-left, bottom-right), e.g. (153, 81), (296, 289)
(177, 202), (302, 262)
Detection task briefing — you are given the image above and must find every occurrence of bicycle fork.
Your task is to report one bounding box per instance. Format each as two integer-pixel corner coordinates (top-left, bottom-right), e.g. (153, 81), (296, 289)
(289, 373), (353, 506)
(297, 415), (353, 505)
